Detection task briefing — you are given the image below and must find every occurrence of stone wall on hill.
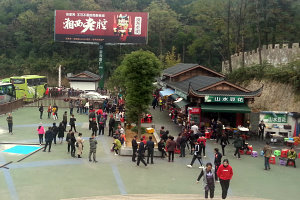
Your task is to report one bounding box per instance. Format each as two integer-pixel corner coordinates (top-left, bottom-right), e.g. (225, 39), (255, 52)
(222, 43), (300, 73)
(244, 80), (300, 112)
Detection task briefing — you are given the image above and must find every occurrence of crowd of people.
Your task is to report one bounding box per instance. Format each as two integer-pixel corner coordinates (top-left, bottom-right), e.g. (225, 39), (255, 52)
(4, 93), (298, 200)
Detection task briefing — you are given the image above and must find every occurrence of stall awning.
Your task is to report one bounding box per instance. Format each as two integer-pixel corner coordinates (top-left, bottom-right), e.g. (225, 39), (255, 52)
(159, 88), (175, 97)
(174, 99), (190, 108)
(201, 103), (251, 113)
(170, 94), (180, 100)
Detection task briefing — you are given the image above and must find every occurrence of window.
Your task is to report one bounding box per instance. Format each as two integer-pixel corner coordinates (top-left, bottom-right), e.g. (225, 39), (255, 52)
(11, 79), (25, 84)
(27, 79), (35, 86)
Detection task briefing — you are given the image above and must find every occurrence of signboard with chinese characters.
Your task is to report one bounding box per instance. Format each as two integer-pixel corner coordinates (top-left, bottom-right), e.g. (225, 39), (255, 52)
(204, 96), (244, 103)
(263, 114), (287, 123)
(55, 10), (148, 44)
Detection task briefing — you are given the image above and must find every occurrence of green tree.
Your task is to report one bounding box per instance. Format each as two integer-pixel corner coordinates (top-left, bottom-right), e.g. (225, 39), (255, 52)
(164, 46), (181, 69)
(122, 50), (161, 137)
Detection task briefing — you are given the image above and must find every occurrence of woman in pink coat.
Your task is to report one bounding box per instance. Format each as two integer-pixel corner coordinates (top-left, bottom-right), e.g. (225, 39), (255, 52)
(37, 123), (45, 145)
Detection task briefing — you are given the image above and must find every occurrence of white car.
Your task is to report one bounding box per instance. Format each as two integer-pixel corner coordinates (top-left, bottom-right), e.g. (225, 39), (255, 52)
(80, 92), (109, 100)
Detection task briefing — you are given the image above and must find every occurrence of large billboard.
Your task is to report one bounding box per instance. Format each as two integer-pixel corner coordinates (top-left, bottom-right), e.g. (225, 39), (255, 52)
(54, 10), (148, 44)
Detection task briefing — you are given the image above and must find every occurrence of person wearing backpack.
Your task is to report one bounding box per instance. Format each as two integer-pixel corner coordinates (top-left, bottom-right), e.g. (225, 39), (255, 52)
(39, 104), (44, 120)
(233, 135), (243, 159)
(187, 141), (203, 168)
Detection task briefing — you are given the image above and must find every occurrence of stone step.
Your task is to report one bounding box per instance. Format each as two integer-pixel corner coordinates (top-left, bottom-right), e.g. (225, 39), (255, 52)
(62, 194), (270, 200)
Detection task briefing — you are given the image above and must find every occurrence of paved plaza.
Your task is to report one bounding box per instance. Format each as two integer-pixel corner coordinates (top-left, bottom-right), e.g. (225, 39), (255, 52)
(0, 105), (299, 200)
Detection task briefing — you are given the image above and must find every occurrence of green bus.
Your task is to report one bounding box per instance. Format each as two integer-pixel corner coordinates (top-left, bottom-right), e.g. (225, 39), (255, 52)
(10, 75), (47, 101)
(0, 82), (15, 104)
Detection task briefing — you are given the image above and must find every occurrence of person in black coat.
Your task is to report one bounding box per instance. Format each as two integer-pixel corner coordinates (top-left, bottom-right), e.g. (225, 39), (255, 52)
(179, 134), (187, 157)
(220, 134), (228, 156)
(52, 123), (58, 144)
(146, 136), (155, 164)
(69, 114), (77, 132)
(70, 132), (76, 157)
(214, 148), (223, 181)
(44, 127), (53, 152)
(131, 135), (138, 162)
(158, 139), (167, 158)
(108, 115), (116, 137)
(137, 138), (147, 167)
(58, 122), (65, 144)
(162, 130), (169, 142)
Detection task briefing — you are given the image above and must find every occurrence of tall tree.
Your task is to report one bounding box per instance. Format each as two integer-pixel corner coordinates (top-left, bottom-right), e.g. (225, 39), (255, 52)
(123, 50), (161, 137)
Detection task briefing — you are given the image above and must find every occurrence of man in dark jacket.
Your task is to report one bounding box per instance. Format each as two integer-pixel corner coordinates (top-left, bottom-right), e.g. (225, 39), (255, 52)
(89, 134), (98, 162)
(39, 104), (44, 120)
(108, 115), (115, 137)
(146, 136), (155, 164)
(62, 111), (68, 131)
(132, 135), (138, 162)
(98, 115), (105, 135)
(137, 138), (147, 167)
(179, 134), (186, 157)
(233, 135), (243, 159)
(69, 114), (77, 132)
(52, 123), (58, 144)
(44, 127), (53, 152)
(214, 148), (223, 182)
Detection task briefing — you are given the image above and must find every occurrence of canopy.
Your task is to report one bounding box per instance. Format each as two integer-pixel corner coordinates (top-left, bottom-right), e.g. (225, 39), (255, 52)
(170, 94), (180, 100)
(174, 99), (190, 109)
(159, 88), (175, 97)
(201, 103), (251, 113)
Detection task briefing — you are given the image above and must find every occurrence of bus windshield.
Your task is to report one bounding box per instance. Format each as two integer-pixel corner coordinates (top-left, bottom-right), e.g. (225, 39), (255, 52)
(11, 78), (25, 84)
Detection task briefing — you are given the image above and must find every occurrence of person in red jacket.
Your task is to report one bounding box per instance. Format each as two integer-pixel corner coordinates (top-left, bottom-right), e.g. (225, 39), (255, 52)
(217, 159), (233, 199)
(197, 135), (207, 157)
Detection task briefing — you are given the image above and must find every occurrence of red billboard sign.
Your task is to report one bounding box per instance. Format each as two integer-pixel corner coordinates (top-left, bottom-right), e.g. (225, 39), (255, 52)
(54, 10), (148, 44)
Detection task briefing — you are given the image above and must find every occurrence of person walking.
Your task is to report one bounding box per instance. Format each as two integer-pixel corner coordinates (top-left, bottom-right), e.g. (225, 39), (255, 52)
(146, 136), (155, 164)
(70, 132), (76, 157)
(89, 134), (98, 162)
(52, 123), (58, 145)
(166, 136), (176, 162)
(214, 148), (223, 182)
(6, 113), (13, 134)
(47, 104), (52, 119)
(37, 123), (45, 145)
(98, 115), (105, 135)
(158, 139), (167, 158)
(69, 114), (77, 132)
(197, 162), (216, 199)
(57, 122), (65, 144)
(69, 100), (74, 115)
(137, 137), (147, 167)
(108, 114), (115, 137)
(44, 127), (53, 152)
(132, 135), (138, 162)
(197, 135), (207, 158)
(62, 111), (68, 131)
(187, 140), (203, 168)
(220, 133), (228, 156)
(76, 133), (84, 158)
(258, 120), (266, 140)
(217, 159), (233, 199)
(66, 130), (72, 153)
(233, 135), (243, 159)
(263, 141), (273, 170)
(39, 104), (44, 119)
(179, 133), (187, 157)
(91, 118), (98, 136)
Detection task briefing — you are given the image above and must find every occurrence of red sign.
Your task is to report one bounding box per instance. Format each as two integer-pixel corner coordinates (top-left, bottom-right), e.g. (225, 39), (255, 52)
(55, 10), (148, 44)
(190, 107), (201, 114)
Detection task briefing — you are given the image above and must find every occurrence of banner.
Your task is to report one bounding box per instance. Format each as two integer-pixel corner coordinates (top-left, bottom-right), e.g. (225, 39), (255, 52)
(204, 95), (244, 103)
(55, 10), (148, 44)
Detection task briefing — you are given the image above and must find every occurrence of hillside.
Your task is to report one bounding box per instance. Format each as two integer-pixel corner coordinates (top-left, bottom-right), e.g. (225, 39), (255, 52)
(243, 80), (300, 112)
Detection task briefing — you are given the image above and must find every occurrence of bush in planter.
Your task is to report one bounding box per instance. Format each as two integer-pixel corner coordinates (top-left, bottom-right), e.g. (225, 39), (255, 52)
(131, 126), (146, 134)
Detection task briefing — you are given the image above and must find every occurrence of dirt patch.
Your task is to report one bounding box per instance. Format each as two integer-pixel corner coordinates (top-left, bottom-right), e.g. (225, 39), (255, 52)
(125, 127), (158, 147)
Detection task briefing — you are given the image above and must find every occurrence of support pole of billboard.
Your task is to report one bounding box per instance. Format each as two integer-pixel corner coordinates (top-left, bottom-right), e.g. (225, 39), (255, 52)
(99, 44), (105, 89)
(58, 65), (62, 88)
